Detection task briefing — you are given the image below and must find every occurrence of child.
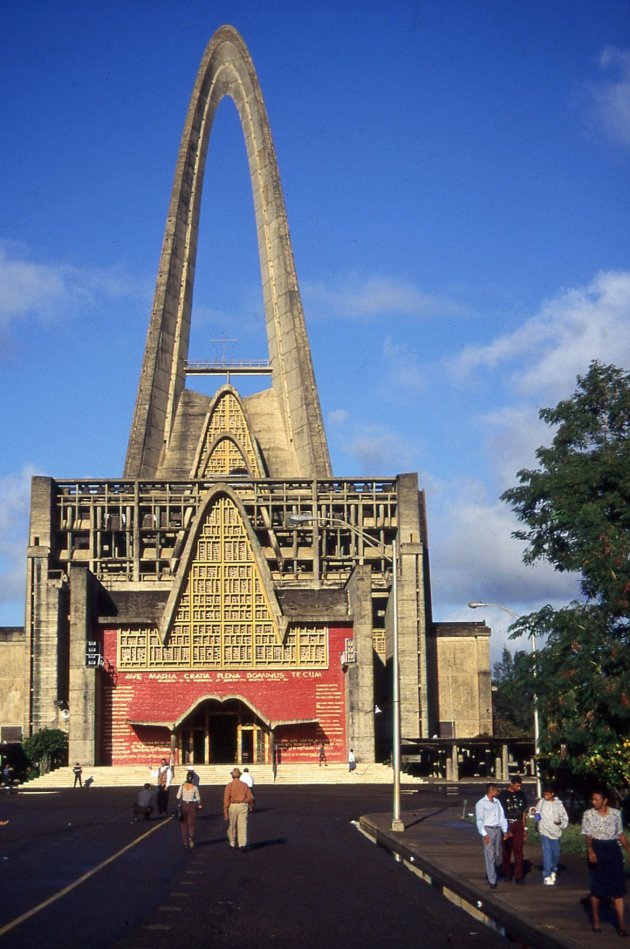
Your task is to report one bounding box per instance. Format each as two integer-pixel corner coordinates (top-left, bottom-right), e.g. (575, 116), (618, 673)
(535, 785), (569, 884)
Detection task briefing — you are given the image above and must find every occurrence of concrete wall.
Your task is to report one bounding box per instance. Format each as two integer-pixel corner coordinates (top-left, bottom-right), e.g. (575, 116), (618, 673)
(99, 625), (351, 765)
(432, 623), (492, 737)
(0, 628), (26, 733)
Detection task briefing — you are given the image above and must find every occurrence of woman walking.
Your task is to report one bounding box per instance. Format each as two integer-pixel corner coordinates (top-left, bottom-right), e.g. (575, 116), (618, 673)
(581, 789), (630, 935)
(176, 770), (202, 849)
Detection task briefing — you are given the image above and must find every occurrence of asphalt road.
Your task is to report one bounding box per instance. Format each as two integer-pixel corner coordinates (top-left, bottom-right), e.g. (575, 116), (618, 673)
(0, 785), (506, 948)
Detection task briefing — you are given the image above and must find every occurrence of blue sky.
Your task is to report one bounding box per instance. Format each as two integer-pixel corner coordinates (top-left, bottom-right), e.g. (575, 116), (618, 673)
(2, 1), (630, 659)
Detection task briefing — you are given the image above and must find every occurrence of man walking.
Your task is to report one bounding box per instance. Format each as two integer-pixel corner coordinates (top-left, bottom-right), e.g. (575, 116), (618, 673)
(499, 775), (529, 883)
(73, 762), (83, 788)
(224, 767), (254, 850)
(475, 783), (507, 888)
(240, 767), (255, 806)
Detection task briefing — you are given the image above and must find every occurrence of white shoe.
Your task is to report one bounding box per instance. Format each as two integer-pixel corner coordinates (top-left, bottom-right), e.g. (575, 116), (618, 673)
(543, 877), (554, 886)
(550, 871), (557, 883)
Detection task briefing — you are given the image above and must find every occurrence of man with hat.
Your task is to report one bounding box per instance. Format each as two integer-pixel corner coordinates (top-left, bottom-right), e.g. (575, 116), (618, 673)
(223, 767), (254, 850)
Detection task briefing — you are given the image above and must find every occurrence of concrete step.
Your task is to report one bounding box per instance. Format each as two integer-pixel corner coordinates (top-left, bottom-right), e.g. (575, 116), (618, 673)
(22, 762), (423, 789)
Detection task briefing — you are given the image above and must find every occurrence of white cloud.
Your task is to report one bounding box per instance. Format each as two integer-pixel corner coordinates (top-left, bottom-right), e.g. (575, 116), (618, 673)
(327, 408), (350, 426)
(583, 46), (630, 150)
(426, 270), (628, 646)
(0, 466), (38, 610)
(0, 241), (146, 329)
(383, 337), (426, 392)
(303, 272), (464, 321)
(449, 270), (630, 404)
(481, 406), (549, 489)
(427, 479), (580, 661)
(331, 423), (415, 474)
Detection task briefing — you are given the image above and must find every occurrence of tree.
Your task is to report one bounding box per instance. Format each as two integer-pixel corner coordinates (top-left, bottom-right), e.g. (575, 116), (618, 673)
(492, 647), (535, 738)
(22, 728), (68, 777)
(501, 362), (630, 789)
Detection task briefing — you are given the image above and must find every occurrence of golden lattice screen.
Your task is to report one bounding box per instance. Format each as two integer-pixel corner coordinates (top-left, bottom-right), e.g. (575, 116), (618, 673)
(118, 494), (327, 670)
(194, 390), (261, 477)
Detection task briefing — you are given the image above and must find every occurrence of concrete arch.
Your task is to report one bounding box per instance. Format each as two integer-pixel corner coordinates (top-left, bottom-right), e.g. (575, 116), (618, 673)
(191, 384), (266, 478)
(124, 25), (331, 480)
(173, 694), (273, 731)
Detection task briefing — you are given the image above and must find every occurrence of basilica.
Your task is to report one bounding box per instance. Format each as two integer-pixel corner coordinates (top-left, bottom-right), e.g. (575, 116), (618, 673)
(6, 27), (492, 769)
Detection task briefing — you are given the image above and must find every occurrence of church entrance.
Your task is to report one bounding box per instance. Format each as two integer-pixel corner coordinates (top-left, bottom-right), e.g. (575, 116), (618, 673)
(178, 699), (269, 765)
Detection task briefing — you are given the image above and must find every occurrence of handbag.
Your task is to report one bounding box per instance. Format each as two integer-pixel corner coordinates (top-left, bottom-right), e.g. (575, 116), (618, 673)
(175, 802), (183, 822)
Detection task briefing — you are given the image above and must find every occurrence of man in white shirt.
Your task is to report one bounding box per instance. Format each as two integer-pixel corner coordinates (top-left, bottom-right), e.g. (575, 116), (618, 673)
(475, 783), (508, 888)
(149, 758), (173, 816)
(240, 768), (255, 806)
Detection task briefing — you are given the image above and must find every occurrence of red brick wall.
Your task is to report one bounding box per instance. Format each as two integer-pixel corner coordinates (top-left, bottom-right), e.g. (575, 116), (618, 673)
(99, 625), (351, 765)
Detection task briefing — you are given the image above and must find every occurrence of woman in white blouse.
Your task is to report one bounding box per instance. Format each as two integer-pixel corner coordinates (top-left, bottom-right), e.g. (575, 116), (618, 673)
(581, 789), (630, 936)
(176, 770), (202, 849)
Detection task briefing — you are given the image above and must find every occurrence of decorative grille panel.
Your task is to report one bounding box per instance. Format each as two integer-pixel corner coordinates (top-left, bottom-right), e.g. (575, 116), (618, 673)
(118, 494), (328, 670)
(195, 390), (261, 477)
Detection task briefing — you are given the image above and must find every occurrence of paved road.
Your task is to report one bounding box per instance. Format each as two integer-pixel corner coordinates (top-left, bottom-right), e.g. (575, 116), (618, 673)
(0, 785), (506, 948)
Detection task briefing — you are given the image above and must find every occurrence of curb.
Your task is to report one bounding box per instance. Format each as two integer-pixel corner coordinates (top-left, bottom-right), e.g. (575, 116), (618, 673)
(358, 816), (589, 949)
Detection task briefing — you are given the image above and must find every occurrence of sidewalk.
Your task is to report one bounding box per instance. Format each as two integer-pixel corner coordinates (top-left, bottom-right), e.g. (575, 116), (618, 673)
(359, 805), (626, 949)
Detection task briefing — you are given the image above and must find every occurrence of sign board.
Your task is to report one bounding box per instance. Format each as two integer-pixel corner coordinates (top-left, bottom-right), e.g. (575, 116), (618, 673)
(86, 640), (99, 668)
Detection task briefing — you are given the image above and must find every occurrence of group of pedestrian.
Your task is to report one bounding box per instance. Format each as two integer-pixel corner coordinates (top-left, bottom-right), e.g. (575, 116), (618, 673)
(476, 778), (629, 936)
(131, 761), (256, 852)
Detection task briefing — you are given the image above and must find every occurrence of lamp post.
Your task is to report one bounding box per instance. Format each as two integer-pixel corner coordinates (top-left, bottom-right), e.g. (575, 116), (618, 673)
(289, 512), (403, 831)
(468, 601), (541, 798)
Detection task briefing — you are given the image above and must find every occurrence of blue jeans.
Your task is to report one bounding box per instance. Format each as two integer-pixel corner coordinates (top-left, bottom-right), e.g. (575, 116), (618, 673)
(541, 834), (560, 878)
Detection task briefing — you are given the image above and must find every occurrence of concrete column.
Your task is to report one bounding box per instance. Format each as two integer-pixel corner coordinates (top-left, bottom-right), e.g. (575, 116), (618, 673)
(393, 474), (427, 737)
(451, 743), (459, 781)
(346, 565), (375, 763)
(68, 566), (98, 765)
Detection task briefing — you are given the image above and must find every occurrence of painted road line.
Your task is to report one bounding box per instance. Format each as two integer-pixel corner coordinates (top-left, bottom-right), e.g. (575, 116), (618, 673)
(0, 817), (174, 938)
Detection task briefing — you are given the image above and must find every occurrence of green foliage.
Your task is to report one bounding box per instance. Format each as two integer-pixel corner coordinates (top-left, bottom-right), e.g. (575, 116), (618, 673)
(492, 647), (535, 737)
(502, 361), (630, 609)
(501, 362), (630, 790)
(22, 728), (68, 776)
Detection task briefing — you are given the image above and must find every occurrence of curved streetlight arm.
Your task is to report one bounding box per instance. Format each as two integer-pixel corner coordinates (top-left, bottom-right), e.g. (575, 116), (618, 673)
(467, 601), (520, 620)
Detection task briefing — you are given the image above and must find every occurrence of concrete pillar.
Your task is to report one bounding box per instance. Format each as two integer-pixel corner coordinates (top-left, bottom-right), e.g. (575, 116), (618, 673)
(346, 565), (376, 763)
(68, 566), (98, 765)
(393, 474), (427, 737)
(451, 743), (459, 781)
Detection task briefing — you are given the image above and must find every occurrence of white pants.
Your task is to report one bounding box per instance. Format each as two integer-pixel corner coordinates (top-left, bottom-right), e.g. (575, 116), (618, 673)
(482, 825), (502, 884)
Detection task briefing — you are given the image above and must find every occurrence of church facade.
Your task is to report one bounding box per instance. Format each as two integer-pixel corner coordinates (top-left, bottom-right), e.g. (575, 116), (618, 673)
(18, 27), (491, 769)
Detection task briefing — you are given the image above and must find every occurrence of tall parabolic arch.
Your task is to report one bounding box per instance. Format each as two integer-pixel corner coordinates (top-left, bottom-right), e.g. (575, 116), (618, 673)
(124, 25), (331, 480)
(17, 25), (494, 776)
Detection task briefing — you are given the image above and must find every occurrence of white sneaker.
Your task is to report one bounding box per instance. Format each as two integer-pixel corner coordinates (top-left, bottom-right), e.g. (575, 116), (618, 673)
(544, 877), (554, 886)
(550, 872), (557, 883)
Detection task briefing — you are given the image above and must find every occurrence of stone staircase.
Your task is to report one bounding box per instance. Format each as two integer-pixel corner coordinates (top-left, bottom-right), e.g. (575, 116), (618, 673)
(22, 762), (423, 790)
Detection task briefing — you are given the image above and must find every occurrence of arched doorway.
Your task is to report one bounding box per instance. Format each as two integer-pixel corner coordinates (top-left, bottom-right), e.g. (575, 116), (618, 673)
(178, 698), (269, 765)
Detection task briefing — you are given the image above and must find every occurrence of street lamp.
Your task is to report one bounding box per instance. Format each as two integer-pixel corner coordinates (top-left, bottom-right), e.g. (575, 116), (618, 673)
(468, 601), (541, 798)
(289, 512), (404, 832)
